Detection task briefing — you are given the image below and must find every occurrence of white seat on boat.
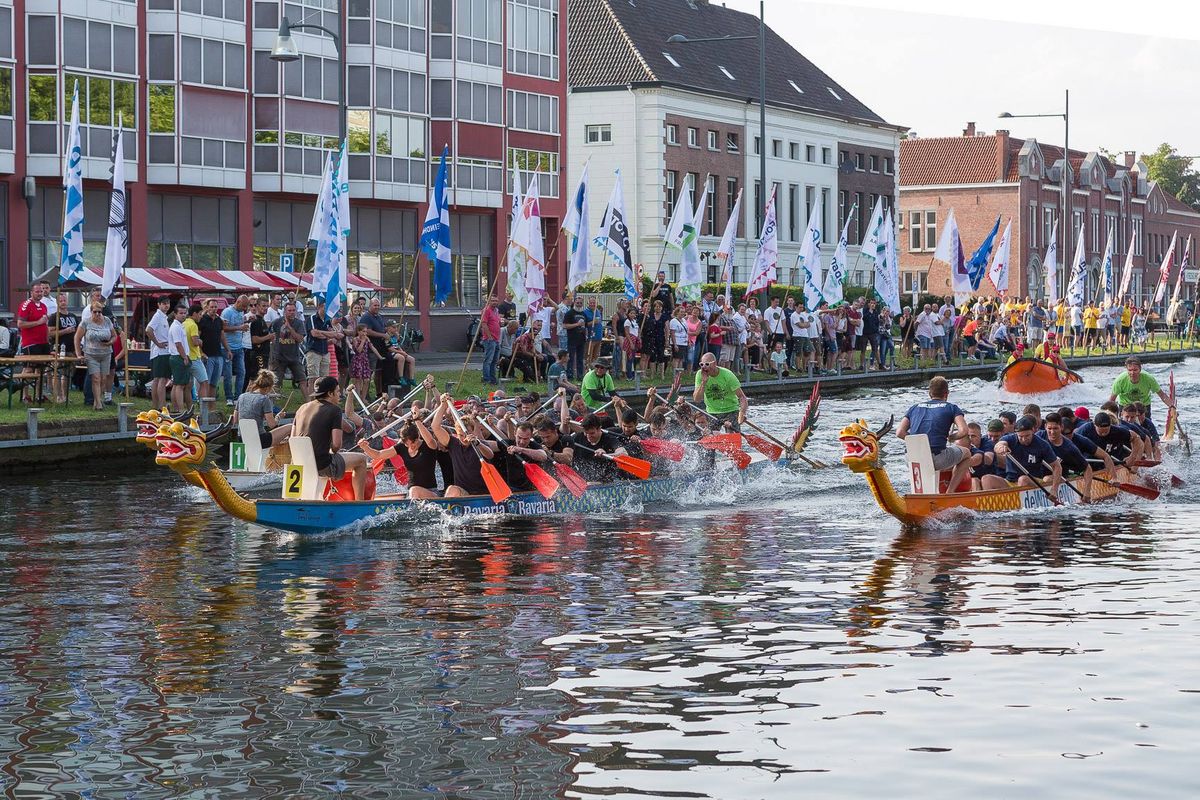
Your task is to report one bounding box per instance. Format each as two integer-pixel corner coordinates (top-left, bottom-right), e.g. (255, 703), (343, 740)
(285, 436), (329, 501)
(904, 434), (938, 494)
(237, 418), (267, 473)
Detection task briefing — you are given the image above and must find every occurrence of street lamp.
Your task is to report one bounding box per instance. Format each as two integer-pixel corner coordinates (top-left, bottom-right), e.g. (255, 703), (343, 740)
(271, 15), (346, 144)
(999, 89), (1069, 300)
(668, 0), (767, 233)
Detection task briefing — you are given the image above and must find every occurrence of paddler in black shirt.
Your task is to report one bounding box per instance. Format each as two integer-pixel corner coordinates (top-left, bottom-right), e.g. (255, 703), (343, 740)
(431, 393), (496, 497)
(493, 421), (550, 492)
(293, 377), (371, 499)
(569, 413), (627, 482)
(358, 417), (444, 500)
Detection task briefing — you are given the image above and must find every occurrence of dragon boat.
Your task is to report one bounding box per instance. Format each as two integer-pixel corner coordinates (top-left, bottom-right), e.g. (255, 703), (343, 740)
(839, 418), (1140, 528)
(137, 407), (281, 491)
(997, 357), (1083, 394)
(152, 417), (787, 536)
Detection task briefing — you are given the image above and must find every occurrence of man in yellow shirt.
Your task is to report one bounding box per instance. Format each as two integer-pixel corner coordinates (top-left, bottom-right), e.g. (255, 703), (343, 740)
(1082, 302), (1099, 348)
(1119, 302), (1133, 347)
(182, 302), (210, 402)
(1054, 301), (1068, 338)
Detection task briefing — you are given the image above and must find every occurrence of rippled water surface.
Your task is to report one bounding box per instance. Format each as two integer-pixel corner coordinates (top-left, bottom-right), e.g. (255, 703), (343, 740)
(3, 359), (1200, 798)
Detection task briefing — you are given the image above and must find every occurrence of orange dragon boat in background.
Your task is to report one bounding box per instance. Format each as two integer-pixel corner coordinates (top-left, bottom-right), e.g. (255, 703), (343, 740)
(997, 357), (1083, 394)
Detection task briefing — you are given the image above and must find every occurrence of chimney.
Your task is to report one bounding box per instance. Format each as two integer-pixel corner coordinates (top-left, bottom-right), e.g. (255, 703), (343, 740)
(963, 122), (976, 137)
(1124, 151), (1136, 169)
(996, 129), (1009, 179)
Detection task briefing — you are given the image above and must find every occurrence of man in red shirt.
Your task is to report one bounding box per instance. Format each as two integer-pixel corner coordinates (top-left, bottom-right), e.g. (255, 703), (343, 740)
(16, 280), (52, 402)
(480, 296), (501, 385)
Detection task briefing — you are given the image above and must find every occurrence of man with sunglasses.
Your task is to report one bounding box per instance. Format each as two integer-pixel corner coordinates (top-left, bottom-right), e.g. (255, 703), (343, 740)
(693, 352), (748, 432)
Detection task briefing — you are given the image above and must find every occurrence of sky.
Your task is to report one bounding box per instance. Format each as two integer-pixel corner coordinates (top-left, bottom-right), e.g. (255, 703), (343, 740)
(718, 0), (1200, 162)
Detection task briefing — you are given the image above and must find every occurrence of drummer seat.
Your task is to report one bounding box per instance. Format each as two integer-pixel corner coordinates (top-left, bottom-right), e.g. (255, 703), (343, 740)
(237, 418), (267, 473)
(904, 434), (970, 494)
(284, 436), (330, 501)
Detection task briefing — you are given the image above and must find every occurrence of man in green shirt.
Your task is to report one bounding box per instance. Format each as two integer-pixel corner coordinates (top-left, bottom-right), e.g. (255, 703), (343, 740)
(581, 359), (617, 410)
(1109, 357), (1174, 420)
(693, 352), (749, 431)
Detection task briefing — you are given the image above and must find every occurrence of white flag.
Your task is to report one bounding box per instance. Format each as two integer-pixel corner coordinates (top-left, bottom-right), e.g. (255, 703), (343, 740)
(507, 165), (528, 310)
(515, 178), (546, 314)
(797, 196), (824, 311)
(664, 178), (694, 250)
(745, 187), (778, 296)
(676, 188), (705, 303)
(1100, 227), (1115, 306)
(860, 196), (885, 262)
(563, 162), (590, 290)
(987, 220), (1012, 296)
(1118, 237), (1135, 300)
(308, 151), (333, 244)
(332, 143), (350, 319)
(1043, 221), (1059, 306)
(1170, 234), (1191, 305)
(873, 209), (901, 314)
(59, 80), (86, 284)
(599, 170), (637, 299)
(1153, 231), (1177, 305)
(1066, 222), (1087, 307)
(101, 123), (127, 299)
(934, 209), (970, 298)
(313, 141), (350, 319)
(822, 204), (855, 306)
(716, 189), (743, 303)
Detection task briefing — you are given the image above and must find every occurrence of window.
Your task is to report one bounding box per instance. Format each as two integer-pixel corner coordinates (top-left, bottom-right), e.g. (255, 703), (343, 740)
(853, 192), (864, 245)
(28, 16), (57, 66)
(585, 124), (611, 144)
(909, 211), (922, 252)
(180, 36), (244, 89)
(1043, 208), (1055, 250)
(508, 147), (559, 197)
(788, 185), (799, 242)
(789, 142), (799, 161)
(822, 147), (831, 165)
(901, 271), (928, 293)
(454, 156), (503, 192)
(883, 156), (893, 174)
(804, 185), (814, 230)
(1091, 209), (1100, 251)
(924, 211), (936, 252)
(60, 18), (136, 75)
(687, 127), (698, 147)
(60, 73), (138, 157)
(348, 0), (426, 53)
(1133, 217), (1143, 255)
(146, 194), (238, 270)
(456, 79), (502, 124)
(280, 131), (339, 176)
(754, 181), (762, 232)
(507, 89), (558, 133)
(662, 51), (680, 68)
(147, 85), (176, 163)
(666, 123), (678, 145)
(508, 0), (559, 79)
(827, 86), (842, 101)
(771, 139), (782, 158)
(455, 0), (502, 66)
(707, 130), (718, 150)
(787, 79), (804, 95)
(371, 112), (426, 184)
(430, 0), (451, 58)
(753, 136), (760, 156)
(1028, 203), (1038, 250)
(179, 0), (244, 21)
(855, 153), (864, 171)
(665, 171), (677, 223)
(704, 175), (716, 236)
(373, 67), (426, 115)
(806, 144), (815, 162)
(726, 132), (739, 153)
(869, 154), (879, 173)
(726, 177), (738, 231)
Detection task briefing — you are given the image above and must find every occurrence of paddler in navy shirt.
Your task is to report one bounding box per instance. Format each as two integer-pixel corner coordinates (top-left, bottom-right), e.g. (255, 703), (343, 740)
(984, 414), (1062, 495)
(1075, 411), (1142, 469)
(896, 376), (971, 492)
(1038, 412), (1096, 499)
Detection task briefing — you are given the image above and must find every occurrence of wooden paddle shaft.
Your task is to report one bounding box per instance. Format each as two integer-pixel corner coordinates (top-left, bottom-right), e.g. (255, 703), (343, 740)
(1005, 450), (1062, 506)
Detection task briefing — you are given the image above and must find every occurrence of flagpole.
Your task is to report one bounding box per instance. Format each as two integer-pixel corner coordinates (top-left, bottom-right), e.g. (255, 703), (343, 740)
(454, 241), (513, 394)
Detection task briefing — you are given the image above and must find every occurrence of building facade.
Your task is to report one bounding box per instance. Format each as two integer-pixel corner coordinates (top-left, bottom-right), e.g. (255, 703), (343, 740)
(566, 0), (902, 289)
(899, 123), (1200, 306)
(3, 0), (568, 348)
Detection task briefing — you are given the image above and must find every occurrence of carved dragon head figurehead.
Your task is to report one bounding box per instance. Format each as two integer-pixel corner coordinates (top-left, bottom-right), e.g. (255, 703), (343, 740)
(136, 407), (175, 448)
(155, 420), (210, 473)
(840, 417), (893, 473)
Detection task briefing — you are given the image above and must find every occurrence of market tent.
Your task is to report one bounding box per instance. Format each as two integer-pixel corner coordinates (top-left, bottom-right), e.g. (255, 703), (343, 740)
(60, 267), (386, 294)
(65, 266), (186, 292)
(264, 270), (387, 293)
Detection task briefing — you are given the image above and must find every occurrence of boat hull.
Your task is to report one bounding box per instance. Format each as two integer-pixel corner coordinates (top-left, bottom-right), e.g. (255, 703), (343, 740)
(898, 471), (1120, 521)
(998, 358), (1080, 394)
(251, 460), (773, 535)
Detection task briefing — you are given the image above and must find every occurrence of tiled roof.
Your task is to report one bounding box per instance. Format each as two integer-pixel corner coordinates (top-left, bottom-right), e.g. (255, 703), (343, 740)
(900, 135), (1010, 185)
(1163, 191), (1200, 215)
(568, 0), (890, 126)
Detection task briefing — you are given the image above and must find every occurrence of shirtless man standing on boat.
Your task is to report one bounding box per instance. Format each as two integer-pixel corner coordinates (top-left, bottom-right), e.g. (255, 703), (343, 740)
(293, 376), (371, 500)
(896, 376), (972, 492)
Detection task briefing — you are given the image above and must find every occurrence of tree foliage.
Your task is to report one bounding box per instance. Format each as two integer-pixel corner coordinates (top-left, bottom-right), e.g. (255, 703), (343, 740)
(1142, 143), (1200, 209)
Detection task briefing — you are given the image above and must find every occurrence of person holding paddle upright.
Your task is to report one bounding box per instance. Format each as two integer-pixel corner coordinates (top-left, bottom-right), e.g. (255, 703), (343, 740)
(431, 393), (497, 497)
(693, 353), (748, 433)
(569, 413), (629, 482)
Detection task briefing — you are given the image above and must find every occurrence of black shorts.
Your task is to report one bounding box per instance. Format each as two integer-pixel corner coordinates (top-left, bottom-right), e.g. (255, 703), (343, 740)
(25, 343), (51, 357)
(317, 451), (346, 478)
(672, 344), (688, 359)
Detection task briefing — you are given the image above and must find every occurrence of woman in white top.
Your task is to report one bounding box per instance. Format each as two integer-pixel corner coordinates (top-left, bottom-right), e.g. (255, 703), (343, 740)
(668, 305), (690, 374)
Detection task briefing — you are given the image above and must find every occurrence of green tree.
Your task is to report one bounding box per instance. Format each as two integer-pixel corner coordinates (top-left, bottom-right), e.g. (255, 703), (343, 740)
(1142, 142), (1200, 209)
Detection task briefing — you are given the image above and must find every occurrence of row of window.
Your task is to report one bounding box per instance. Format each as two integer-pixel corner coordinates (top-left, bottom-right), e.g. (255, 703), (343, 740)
(839, 149), (894, 175)
(904, 206), (1149, 260)
(29, 16), (137, 75)
(666, 123), (739, 154)
(664, 172), (737, 238)
(150, 0), (246, 22)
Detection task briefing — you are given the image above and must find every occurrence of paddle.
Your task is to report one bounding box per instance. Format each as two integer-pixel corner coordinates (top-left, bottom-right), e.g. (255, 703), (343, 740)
(477, 419), (562, 501)
(1131, 459), (1185, 487)
(641, 437), (685, 462)
(741, 416), (829, 469)
(1004, 451), (1063, 506)
(552, 462), (589, 498)
(696, 434), (752, 470)
(447, 403), (512, 504)
(372, 434), (411, 484)
(1093, 475), (1160, 501)
(572, 440), (653, 480)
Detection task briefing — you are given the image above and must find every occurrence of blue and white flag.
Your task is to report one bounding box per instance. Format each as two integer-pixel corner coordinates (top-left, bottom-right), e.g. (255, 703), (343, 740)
(966, 216), (1001, 291)
(599, 170), (637, 299)
(101, 122), (127, 299)
(422, 145), (453, 305)
(563, 161), (590, 290)
(874, 209), (901, 313)
(308, 151), (333, 245)
(1100, 227), (1115, 305)
(1066, 222), (1088, 307)
(59, 80), (85, 284)
(313, 142), (350, 319)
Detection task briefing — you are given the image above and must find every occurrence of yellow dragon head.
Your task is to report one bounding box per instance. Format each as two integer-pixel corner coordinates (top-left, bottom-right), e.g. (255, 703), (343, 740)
(136, 407), (175, 448)
(840, 417), (893, 473)
(155, 420), (209, 473)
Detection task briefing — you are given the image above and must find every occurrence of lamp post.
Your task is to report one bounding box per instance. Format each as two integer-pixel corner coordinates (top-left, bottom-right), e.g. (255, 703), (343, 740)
(271, 15), (346, 144)
(668, 0), (767, 232)
(1000, 89), (1069, 300)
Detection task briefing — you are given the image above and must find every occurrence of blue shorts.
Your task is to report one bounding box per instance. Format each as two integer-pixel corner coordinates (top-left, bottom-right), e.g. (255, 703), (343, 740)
(825, 337), (838, 353)
(916, 335), (933, 350)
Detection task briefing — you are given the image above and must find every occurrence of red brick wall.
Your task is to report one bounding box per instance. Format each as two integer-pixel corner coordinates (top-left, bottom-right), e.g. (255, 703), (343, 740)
(662, 113), (745, 236)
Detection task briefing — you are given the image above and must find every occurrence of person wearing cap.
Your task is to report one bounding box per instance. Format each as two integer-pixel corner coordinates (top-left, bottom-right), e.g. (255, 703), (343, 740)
(693, 351), (749, 432)
(897, 376), (971, 492)
(580, 358), (617, 411)
(1074, 411), (1142, 470)
(292, 376), (371, 500)
(984, 414), (1063, 494)
(1109, 357), (1174, 421)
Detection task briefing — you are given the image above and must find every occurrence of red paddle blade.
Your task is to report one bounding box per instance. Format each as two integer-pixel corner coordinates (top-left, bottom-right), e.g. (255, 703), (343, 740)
(698, 434), (745, 457)
(642, 438), (685, 461)
(479, 460), (512, 504)
(730, 449), (752, 470)
(1112, 480), (1160, 500)
(612, 454), (652, 480)
(554, 464), (588, 498)
(524, 462), (561, 500)
(744, 433), (783, 461)
(1170, 475), (1185, 488)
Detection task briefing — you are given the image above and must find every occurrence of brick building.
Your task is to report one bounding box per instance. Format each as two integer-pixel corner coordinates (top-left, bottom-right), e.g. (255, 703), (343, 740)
(899, 123), (1200, 306)
(2, 0), (567, 348)
(566, 0), (903, 286)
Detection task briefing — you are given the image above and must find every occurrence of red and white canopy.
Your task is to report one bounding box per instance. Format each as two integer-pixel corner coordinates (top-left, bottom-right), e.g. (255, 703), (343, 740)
(65, 266), (386, 294)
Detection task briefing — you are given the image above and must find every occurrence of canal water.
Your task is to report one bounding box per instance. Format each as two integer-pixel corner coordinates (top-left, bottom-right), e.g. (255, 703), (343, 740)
(2, 359), (1199, 799)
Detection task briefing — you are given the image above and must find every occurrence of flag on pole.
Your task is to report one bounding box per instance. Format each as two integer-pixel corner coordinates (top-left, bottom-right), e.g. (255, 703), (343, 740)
(101, 122), (127, 299)
(1153, 231), (1177, 305)
(692, 174), (709, 240)
(860, 196), (884, 262)
(663, 176), (694, 250)
(515, 177), (546, 315)
(1100, 227), (1115, 305)
(745, 187), (778, 296)
(987, 220), (1012, 296)
(1066, 222), (1087, 307)
(600, 170), (637, 300)
(308, 151), (333, 245)
(874, 209), (901, 313)
(563, 161), (590, 291)
(1118, 238), (1135, 300)
(1043, 221), (1059, 306)
(313, 141), (350, 319)
(59, 80), (85, 285)
(1171, 234), (1191, 304)
(797, 196), (824, 311)
(421, 145), (453, 305)
(822, 203), (855, 306)
(716, 188), (743, 305)
(966, 216), (1001, 291)
(507, 165), (529, 310)
(667, 180), (704, 302)
(933, 209), (969, 298)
